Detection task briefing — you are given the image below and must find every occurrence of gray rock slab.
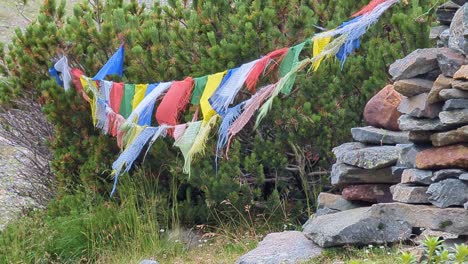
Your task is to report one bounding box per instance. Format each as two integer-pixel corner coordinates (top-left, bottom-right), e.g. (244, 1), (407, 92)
(396, 144), (432, 168)
(452, 80), (468, 91)
(409, 131), (433, 143)
(389, 48), (442, 81)
(449, 3), (468, 54)
(398, 93), (443, 119)
(398, 115), (454, 131)
(440, 88), (468, 100)
(394, 79), (434, 97)
(303, 206), (412, 247)
(465, 201), (468, 209)
(427, 179), (468, 208)
(331, 163), (399, 186)
(401, 169), (433, 185)
(392, 166), (406, 177)
(236, 231), (322, 264)
(437, 1), (461, 25)
(437, 47), (466, 77)
(316, 192), (361, 213)
(442, 99), (468, 110)
(460, 173), (468, 181)
(332, 142), (366, 161)
(351, 126), (410, 145)
(339, 146), (400, 169)
(430, 25), (450, 39)
(439, 109), (468, 125)
(431, 125), (468, 146)
(391, 184), (431, 204)
(432, 169), (467, 182)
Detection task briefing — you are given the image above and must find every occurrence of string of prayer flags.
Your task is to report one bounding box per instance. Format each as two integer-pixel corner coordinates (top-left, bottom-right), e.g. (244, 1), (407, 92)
(352, 0), (388, 17)
(126, 82), (172, 125)
(245, 48), (289, 93)
(93, 44), (125, 81)
(138, 83), (159, 126)
(155, 77), (194, 135)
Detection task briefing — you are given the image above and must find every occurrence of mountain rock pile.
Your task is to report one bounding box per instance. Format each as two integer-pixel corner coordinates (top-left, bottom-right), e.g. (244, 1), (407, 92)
(303, 1), (468, 248)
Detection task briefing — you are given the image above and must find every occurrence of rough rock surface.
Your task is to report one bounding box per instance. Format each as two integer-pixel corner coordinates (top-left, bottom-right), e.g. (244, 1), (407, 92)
(363, 85), (403, 131)
(409, 131), (434, 143)
(398, 93), (443, 119)
(454, 65), (468, 80)
(432, 169), (467, 182)
(427, 179), (468, 208)
(396, 144), (432, 168)
(342, 184), (393, 203)
(401, 169), (433, 185)
(416, 144), (468, 169)
(389, 48), (443, 81)
(448, 4), (468, 54)
(439, 109), (468, 125)
(316, 193), (361, 216)
(351, 126), (410, 145)
(236, 231), (323, 264)
(331, 163), (399, 186)
(391, 184), (430, 204)
(332, 142), (366, 161)
(398, 115), (454, 131)
(442, 99), (468, 110)
(460, 173), (468, 181)
(303, 203), (468, 247)
(339, 146), (400, 169)
(428, 75), (453, 103)
(451, 79), (468, 90)
(437, 1), (461, 25)
(431, 125), (468, 146)
(437, 47), (465, 76)
(303, 206), (412, 247)
(439, 88), (468, 100)
(394, 79), (433, 97)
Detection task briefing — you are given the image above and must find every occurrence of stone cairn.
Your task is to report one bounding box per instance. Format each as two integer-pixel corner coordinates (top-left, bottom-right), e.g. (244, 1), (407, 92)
(303, 1), (468, 248)
(237, 2), (468, 263)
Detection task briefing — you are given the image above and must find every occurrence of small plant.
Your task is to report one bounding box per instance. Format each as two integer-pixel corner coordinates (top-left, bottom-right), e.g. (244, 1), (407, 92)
(399, 236), (468, 264)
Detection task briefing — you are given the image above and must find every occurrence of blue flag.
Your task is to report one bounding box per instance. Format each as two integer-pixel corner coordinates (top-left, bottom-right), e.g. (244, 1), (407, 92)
(93, 45), (125, 81)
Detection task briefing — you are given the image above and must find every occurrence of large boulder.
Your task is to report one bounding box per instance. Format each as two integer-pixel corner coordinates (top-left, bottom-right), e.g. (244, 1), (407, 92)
(236, 231), (323, 264)
(391, 184), (430, 204)
(389, 49), (443, 81)
(428, 75), (453, 103)
(338, 146), (400, 169)
(393, 79), (433, 97)
(363, 85), (404, 131)
(431, 125), (468, 146)
(416, 144), (468, 169)
(303, 203), (468, 247)
(342, 184), (393, 203)
(448, 3), (468, 54)
(397, 93), (443, 119)
(427, 179), (468, 208)
(351, 126), (410, 145)
(316, 193), (361, 216)
(331, 163), (399, 186)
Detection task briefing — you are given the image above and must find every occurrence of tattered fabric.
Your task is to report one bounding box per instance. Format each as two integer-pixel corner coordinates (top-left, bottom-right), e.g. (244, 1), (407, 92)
(71, 68), (90, 102)
(245, 48), (288, 92)
(54, 56), (73, 91)
(174, 121), (202, 176)
(110, 82), (124, 114)
(155, 77), (194, 135)
(278, 41), (308, 94)
(352, 0), (387, 17)
(200, 71), (226, 123)
(312, 37), (332, 71)
(93, 45), (125, 81)
(132, 84), (148, 111)
(119, 84), (135, 119)
(191, 76), (208, 105)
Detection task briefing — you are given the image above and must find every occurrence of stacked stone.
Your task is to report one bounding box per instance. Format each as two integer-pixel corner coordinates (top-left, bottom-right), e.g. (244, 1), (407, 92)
(303, 1), (468, 248)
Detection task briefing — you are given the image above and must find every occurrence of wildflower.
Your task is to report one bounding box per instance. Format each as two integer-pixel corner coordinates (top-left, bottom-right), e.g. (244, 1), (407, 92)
(159, 229), (165, 233)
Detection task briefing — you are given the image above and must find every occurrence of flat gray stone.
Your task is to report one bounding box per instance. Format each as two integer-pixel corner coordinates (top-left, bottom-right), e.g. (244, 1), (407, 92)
(437, 1), (461, 25)
(351, 126), (410, 145)
(398, 115), (454, 131)
(339, 146), (400, 169)
(389, 48), (441, 81)
(332, 142), (366, 161)
(437, 47), (466, 77)
(440, 88), (468, 100)
(316, 193), (361, 214)
(391, 184), (431, 204)
(236, 231), (322, 264)
(396, 144), (432, 168)
(460, 173), (468, 181)
(442, 99), (468, 110)
(392, 166), (406, 177)
(303, 206), (412, 247)
(432, 169), (467, 182)
(430, 25), (450, 39)
(398, 93), (443, 119)
(431, 125), (468, 146)
(331, 163), (399, 186)
(409, 131), (433, 143)
(303, 203), (468, 247)
(401, 169), (433, 185)
(427, 179), (468, 208)
(439, 109), (468, 125)
(394, 79), (434, 97)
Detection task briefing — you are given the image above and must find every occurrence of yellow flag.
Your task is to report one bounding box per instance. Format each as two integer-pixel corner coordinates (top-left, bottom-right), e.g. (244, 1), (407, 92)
(123, 125), (144, 150)
(200, 71), (226, 123)
(80, 76), (98, 125)
(312, 36), (332, 71)
(132, 84), (148, 110)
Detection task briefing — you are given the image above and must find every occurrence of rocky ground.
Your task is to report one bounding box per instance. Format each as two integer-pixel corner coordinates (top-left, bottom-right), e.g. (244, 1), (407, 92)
(0, 137), (37, 230)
